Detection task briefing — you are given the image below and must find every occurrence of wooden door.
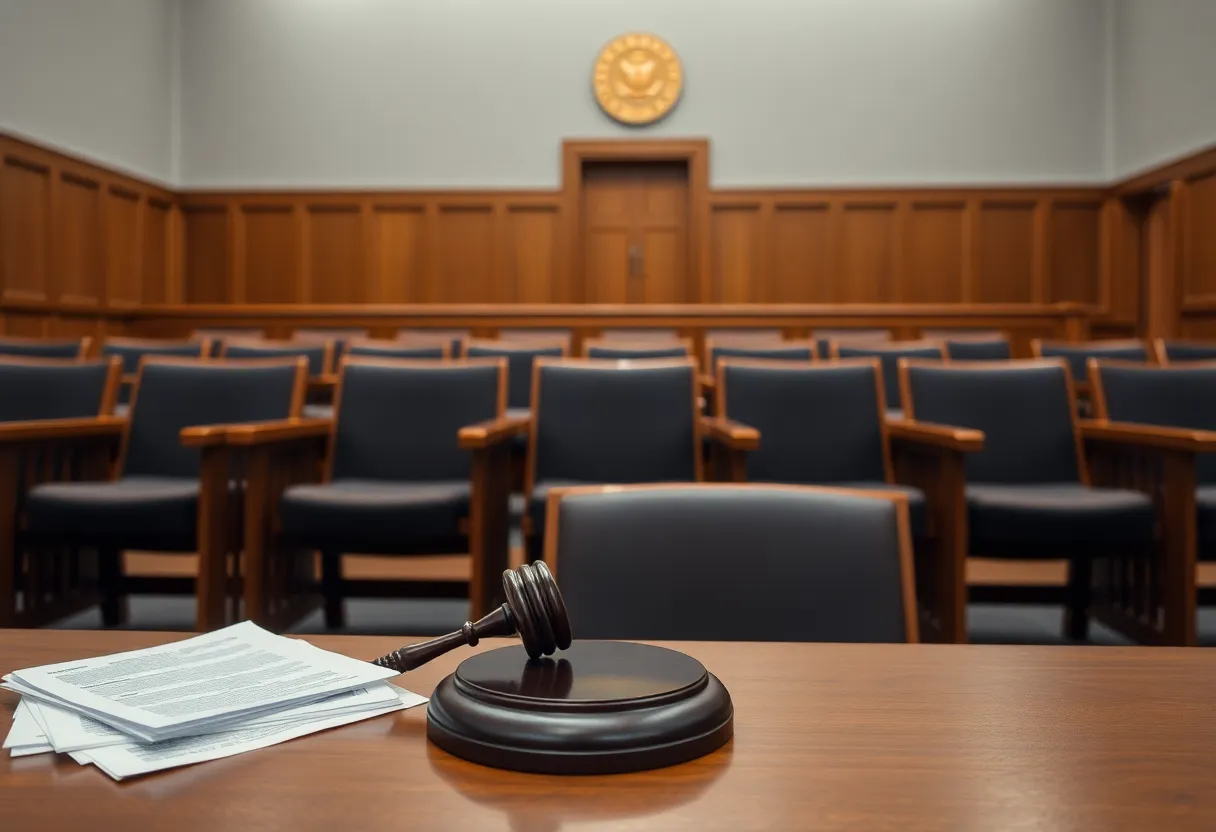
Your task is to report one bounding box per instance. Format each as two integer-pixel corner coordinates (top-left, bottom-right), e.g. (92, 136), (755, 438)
(582, 162), (690, 303)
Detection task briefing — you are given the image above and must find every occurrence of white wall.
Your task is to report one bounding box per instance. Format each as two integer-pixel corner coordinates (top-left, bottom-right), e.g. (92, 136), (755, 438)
(178, 0), (1110, 189)
(1113, 0), (1216, 178)
(0, 0), (176, 184)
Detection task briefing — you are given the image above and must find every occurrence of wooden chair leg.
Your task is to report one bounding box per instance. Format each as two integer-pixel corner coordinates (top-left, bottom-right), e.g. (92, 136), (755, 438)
(321, 549), (345, 630)
(98, 546), (127, 628)
(1064, 556), (1093, 642)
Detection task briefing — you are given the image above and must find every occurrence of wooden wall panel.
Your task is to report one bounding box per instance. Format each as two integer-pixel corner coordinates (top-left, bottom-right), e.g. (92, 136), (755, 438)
(771, 204), (832, 303)
(241, 206), (296, 304)
(184, 207), (228, 303)
(143, 200), (171, 304)
(504, 206), (560, 303)
(308, 205), (362, 304)
(57, 173), (104, 305)
(905, 202), (965, 303)
(433, 206), (494, 303)
(371, 205), (425, 303)
(839, 204), (897, 303)
(105, 187), (142, 305)
(710, 205), (763, 303)
(1050, 202), (1102, 304)
(1185, 171), (1216, 298)
(977, 202), (1035, 303)
(0, 156), (51, 302)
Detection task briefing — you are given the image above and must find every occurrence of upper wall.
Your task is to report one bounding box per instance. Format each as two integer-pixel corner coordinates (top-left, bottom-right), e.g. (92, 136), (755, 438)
(179, 0), (1109, 189)
(0, 0), (175, 185)
(1114, 0), (1216, 178)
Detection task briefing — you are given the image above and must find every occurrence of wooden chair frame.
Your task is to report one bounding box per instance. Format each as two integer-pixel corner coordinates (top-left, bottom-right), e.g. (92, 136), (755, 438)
(0, 335), (92, 359)
(582, 338), (694, 360)
(102, 336), (212, 392)
(345, 337), (452, 360)
(542, 482), (919, 643)
(717, 357), (980, 642)
(1031, 338), (1153, 400)
(217, 356), (526, 630)
(1151, 338), (1216, 365)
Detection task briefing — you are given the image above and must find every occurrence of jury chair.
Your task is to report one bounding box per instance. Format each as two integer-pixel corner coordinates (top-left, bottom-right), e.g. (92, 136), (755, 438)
(922, 331), (1013, 361)
(496, 329), (573, 348)
(1032, 339), (1149, 389)
(346, 338), (450, 360)
(1085, 360), (1216, 645)
(293, 328), (369, 353)
(0, 357), (122, 626)
(899, 359), (1158, 642)
(101, 337), (211, 413)
(583, 339), (693, 360)
(717, 358), (981, 641)
(222, 338), (334, 418)
(0, 336), (91, 359)
(1153, 339), (1216, 364)
(225, 358), (525, 630)
(396, 329), (469, 357)
(546, 484), (917, 643)
(832, 340), (945, 417)
(700, 339), (816, 410)
(597, 328), (681, 342)
(524, 358), (757, 561)
(812, 328), (889, 359)
(191, 328), (266, 357)
(15, 358), (308, 631)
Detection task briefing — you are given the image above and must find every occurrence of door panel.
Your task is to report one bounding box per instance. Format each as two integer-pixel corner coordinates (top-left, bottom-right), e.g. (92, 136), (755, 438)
(582, 162), (689, 304)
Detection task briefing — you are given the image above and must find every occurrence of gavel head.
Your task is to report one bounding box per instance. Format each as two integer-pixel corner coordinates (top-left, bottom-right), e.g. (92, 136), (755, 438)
(502, 562), (573, 659)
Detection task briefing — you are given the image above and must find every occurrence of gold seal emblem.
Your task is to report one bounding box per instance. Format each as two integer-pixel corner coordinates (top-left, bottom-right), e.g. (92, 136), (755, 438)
(593, 33), (683, 126)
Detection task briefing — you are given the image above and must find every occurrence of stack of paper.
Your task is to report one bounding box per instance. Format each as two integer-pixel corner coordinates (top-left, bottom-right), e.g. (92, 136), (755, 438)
(2, 621), (426, 780)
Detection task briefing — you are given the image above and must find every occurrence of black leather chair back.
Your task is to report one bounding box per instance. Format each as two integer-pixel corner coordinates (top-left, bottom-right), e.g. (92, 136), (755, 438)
(1095, 363), (1216, 484)
(396, 329), (468, 356)
(835, 342), (944, 410)
(293, 328), (368, 354)
(192, 329), (265, 357)
(466, 342), (566, 410)
(721, 361), (886, 483)
(813, 329), (889, 358)
(1035, 340), (1147, 382)
(331, 360), (503, 482)
(1158, 341), (1216, 363)
(585, 343), (691, 360)
(0, 358), (117, 421)
(223, 341), (329, 376)
(123, 360), (303, 478)
(903, 362), (1080, 484)
(533, 361), (698, 484)
(0, 338), (87, 359)
(707, 342), (814, 371)
(102, 339), (208, 374)
(944, 338), (1012, 361)
(346, 341), (448, 360)
(553, 486), (912, 642)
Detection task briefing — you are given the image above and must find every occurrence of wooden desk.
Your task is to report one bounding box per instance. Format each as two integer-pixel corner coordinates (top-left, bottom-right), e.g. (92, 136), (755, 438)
(3, 631), (1214, 830)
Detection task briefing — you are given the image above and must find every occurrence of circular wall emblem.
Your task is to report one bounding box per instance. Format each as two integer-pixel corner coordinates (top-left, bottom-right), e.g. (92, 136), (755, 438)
(593, 33), (683, 126)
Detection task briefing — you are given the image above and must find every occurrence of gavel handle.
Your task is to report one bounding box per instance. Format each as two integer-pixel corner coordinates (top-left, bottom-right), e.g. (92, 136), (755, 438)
(371, 605), (516, 673)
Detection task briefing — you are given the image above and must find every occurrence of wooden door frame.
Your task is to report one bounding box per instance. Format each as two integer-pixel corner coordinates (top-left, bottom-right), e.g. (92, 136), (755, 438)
(563, 139), (710, 304)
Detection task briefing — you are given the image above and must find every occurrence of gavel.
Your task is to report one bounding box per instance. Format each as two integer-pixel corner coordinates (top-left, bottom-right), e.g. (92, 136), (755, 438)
(372, 562), (573, 673)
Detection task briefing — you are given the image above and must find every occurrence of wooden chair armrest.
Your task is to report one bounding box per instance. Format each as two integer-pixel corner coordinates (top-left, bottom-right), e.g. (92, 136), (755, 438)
(179, 421), (318, 447)
(222, 419), (333, 447)
(1080, 420), (1216, 453)
(307, 374), (339, 393)
(700, 373), (717, 391)
(701, 417), (760, 451)
(887, 420), (984, 452)
(0, 416), (127, 445)
(459, 415), (530, 450)
(121, 373), (138, 386)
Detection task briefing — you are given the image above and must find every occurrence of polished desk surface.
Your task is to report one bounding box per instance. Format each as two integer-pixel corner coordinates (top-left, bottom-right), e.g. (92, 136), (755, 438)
(2, 631), (1215, 831)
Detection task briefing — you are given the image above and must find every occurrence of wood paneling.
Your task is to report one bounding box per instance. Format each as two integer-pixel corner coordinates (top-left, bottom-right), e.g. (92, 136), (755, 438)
(434, 205), (494, 303)
(839, 203), (897, 303)
(371, 205), (425, 303)
(772, 203), (832, 303)
(1185, 171), (1216, 297)
(710, 206), (762, 303)
(905, 202), (965, 303)
(241, 205), (296, 304)
(504, 206), (560, 303)
(1050, 202), (1102, 304)
(183, 206), (228, 303)
(0, 131), (176, 319)
(307, 205), (362, 304)
(977, 202), (1035, 303)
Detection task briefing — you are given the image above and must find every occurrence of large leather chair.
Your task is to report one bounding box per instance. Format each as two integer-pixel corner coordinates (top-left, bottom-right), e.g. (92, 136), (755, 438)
(812, 328), (889, 358)
(0, 336), (90, 359)
(293, 328), (369, 354)
(921, 331), (1013, 361)
(464, 338), (569, 418)
(1032, 339), (1149, 385)
(1153, 339), (1216, 364)
(228, 358), (525, 630)
(0, 357), (122, 626)
(525, 358), (756, 560)
(704, 339), (815, 370)
(717, 358), (982, 641)
(832, 340), (945, 417)
(101, 337), (211, 412)
(900, 359), (1157, 642)
(584, 339), (693, 360)
(1086, 360), (1216, 644)
(547, 484), (917, 642)
(16, 358), (307, 631)
(222, 338), (333, 419)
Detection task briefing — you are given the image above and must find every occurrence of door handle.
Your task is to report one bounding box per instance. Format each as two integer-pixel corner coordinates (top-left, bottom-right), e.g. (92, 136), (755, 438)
(628, 245), (643, 279)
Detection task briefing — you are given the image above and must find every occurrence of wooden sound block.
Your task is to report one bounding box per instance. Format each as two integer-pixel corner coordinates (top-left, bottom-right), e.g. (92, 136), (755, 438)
(427, 641), (733, 775)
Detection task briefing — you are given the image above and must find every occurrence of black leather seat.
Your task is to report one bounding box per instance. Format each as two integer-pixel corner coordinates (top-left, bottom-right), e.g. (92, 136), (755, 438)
(527, 360), (700, 559)
(101, 338), (210, 412)
(1034, 340), (1148, 383)
(0, 357), (119, 421)
(705, 341), (815, 369)
(943, 338), (1012, 361)
(833, 341), (945, 416)
(0, 337), (89, 359)
(223, 340), (332, 418)
(466, 340), (567, 454)
(718, 360), (927, 535)
(903, 360), (1156, 639)
(346, 341), (448, 360)
(812, 329), (889, 358)
(276, 358), (510, 626)
(1155, 340), (1216, 364)
(293, 328), (369, 355)
(550, 485), (915, 642)
(23, 359), (306, 625)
